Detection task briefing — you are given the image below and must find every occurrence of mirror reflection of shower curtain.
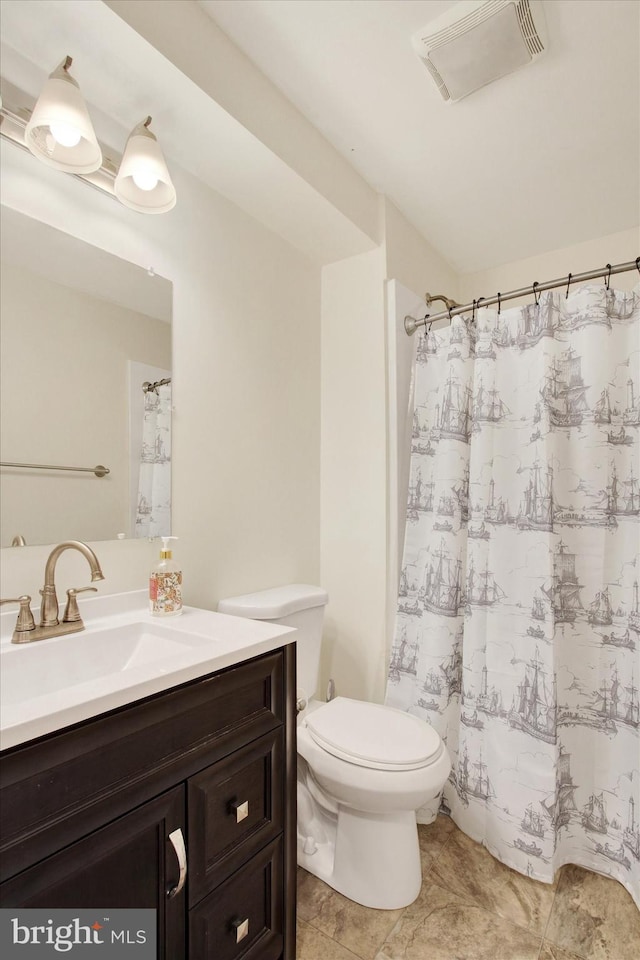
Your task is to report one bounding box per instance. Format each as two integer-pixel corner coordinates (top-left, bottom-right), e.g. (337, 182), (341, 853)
(135, 382), (171, 538)
(386, 282), (640, 908)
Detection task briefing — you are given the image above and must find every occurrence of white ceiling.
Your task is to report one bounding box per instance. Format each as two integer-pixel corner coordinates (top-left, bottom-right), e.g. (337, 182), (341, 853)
(1, 1), (638, 273)
(200, 0), (640, 273)
(0, 0), (377, 264)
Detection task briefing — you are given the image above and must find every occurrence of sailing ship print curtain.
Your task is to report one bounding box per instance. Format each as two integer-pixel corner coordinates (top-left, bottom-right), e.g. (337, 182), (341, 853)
(386, 282), (640, 907)
(135, 382), (172, 538)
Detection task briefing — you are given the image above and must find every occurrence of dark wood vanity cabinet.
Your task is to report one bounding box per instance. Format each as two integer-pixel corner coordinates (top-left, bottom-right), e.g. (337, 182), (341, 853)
(0, 645), (297, 960)
(0, 786), (187, 957)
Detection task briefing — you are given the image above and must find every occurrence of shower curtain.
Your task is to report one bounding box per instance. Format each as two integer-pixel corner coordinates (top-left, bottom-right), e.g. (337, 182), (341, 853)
(135, 382), (172, 538)
(386, 282), (640, 907)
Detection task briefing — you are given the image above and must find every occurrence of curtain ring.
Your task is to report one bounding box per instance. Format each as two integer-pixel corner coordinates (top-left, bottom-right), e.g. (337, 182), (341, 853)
(471, 299), (477, 325)
(448, 305), (453, 323)
(605, 264), (612, 290)
(497, 292), (501, 315)
(532, 282), (540, 308)
(427, 319), (434, 336)
(565, 273), (572, 299)
(636, 256), (640, 274)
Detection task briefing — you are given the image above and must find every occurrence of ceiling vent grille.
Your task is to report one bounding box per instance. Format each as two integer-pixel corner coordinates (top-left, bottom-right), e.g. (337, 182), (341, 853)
(412, 0), (547, 103)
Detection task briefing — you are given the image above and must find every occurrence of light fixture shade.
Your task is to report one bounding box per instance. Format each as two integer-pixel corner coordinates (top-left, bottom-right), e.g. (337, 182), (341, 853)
(114, 118), (176, 214)
(25, 57), (102, 173)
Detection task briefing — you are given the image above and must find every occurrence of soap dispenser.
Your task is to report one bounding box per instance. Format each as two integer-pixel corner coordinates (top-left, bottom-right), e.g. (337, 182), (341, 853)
(149, 536), (182, 617)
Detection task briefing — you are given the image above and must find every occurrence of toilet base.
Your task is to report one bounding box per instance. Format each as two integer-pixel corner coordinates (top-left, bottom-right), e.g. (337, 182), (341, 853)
(298, 805), (422, 910)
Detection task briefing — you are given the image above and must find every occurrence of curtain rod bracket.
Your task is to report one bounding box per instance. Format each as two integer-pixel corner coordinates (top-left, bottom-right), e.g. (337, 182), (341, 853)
(425, 292), (461, 310)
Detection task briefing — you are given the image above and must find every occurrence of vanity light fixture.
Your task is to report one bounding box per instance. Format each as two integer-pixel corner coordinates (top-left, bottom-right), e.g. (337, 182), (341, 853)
(114, 117), (176, 214)
(1, 61), (177, 213)
(24, 56), (102, 174)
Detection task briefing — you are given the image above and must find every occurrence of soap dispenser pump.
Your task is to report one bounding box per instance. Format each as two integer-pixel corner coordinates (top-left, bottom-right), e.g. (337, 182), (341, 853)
(149, 536), (182, 617)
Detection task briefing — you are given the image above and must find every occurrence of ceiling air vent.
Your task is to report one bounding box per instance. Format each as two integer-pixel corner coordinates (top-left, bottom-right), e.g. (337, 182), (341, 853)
(412, 0), (547, 103)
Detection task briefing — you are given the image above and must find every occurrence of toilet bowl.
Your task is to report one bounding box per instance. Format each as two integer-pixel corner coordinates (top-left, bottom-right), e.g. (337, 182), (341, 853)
(218, 585), (451, 910)
(297, 696), (451, 908)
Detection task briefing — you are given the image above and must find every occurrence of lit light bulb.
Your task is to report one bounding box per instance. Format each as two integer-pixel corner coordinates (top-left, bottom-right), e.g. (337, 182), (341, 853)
(49, 121), (82, 147)
(132, 168), (158, 192)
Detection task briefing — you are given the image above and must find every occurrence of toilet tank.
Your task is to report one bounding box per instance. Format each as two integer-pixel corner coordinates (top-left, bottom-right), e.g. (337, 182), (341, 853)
(218, 584), (328, 702)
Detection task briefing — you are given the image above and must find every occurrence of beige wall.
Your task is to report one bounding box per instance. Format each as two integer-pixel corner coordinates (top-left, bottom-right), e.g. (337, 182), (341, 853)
(320, 246), (388, 703)
(0, 137), (321, 608)
(383, 199), (459, 305)
(2, 169), (636, 709)
(1, 2), (637, 711)
(0, 261), (170, 546)
(459, 227), (640, 304)
(319, 201), (459, 705)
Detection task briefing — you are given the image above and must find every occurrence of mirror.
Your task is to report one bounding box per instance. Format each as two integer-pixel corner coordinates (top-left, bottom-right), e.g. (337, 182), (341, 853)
(0, 207), (172, 547)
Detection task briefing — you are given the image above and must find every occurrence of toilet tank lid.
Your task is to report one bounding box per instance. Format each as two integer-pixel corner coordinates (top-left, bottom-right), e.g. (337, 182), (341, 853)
(218, 584), (328, 620)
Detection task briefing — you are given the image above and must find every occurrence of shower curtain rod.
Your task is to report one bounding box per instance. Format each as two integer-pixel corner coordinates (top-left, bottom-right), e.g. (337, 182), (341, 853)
(404, 257), (640, 336)
(142, 377), (172, 394)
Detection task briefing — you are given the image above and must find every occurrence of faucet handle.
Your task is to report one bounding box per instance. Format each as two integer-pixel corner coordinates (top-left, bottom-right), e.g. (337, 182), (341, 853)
(63, 586), (98, 623)
(0, 596), (36, 635)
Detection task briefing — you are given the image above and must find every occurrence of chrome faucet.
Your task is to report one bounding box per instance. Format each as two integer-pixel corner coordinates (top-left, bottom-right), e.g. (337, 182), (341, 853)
(1, 540), (105, 644)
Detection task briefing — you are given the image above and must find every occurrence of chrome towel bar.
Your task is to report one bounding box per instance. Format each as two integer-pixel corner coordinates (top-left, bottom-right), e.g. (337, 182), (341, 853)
(1, 461), (110, 477)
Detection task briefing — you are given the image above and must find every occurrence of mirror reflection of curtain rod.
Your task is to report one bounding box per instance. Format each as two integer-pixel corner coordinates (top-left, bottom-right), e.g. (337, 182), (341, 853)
(0, 461), (109, 477)
(142, 378), (172, 394)
(404, 257), (640, 335)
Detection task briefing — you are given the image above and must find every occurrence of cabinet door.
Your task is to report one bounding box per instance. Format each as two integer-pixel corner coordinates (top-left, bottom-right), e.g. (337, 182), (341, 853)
(189, 836), (283, 960)
(0, 786), (185, 960)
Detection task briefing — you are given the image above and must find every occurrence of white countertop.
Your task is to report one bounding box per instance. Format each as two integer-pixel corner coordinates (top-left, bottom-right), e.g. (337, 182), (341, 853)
(0, 590), (295, 751)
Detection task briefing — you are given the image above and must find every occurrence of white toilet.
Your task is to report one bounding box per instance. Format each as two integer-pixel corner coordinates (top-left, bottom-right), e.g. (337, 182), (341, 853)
(218, 584), (451, 910)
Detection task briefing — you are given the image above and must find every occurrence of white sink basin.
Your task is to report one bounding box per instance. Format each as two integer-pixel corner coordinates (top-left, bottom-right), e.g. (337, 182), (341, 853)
(1, 621), (216, 707)
(0, 590), (295, 751)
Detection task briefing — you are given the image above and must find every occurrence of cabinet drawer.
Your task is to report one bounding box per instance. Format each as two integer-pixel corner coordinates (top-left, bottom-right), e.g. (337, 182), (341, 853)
(188, 729), (283, 904)
(189, 836), (283, 960)
(0, 651), (284, 883)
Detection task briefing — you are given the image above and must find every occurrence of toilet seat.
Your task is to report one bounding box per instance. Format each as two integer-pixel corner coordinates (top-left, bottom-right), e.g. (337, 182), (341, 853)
(304, 697), (442, 771)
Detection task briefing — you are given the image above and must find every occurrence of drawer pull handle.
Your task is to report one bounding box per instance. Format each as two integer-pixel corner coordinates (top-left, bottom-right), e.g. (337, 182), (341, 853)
(229, 798), (249, 823)
(231, 917), (249, 944)
(167, 827), (187, 899)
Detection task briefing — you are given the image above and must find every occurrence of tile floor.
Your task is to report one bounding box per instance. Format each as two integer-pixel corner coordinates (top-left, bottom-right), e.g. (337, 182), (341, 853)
(296, 816), (640, 960)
